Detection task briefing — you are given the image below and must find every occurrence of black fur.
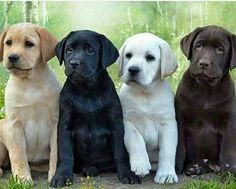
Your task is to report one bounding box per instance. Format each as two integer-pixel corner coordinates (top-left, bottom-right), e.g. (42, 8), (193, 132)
(50, 30), (140, 187)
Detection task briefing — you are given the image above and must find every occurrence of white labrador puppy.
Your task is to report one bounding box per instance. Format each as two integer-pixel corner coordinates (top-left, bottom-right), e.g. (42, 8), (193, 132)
(118, 33), (178, 184)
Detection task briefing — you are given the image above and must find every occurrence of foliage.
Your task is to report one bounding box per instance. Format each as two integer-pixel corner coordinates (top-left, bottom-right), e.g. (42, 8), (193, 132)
(78, 176), (104, 189)
(0, 176), (34, 189)
(181, 172), (236, 189)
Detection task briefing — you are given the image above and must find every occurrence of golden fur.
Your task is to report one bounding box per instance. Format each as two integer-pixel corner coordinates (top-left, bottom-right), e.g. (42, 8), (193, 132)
(0, 22), (61, 183)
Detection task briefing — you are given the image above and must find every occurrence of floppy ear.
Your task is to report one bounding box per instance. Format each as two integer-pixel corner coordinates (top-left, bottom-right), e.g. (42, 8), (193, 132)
(56, 31), (75, 66)
(117, 41), (127, 77)
(180, 27), (202, 59)
(35, 27), (58, 63)
(0, 29), (7, 62)
(99, 34), (119, 69)
(159, 41), (178, 80)
(55, 37), (67, 66)
(229, 34), (236, 70)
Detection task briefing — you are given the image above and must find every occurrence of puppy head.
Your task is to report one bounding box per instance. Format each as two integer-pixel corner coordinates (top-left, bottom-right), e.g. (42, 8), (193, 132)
(117, 33), (177, 87)
(56, 30), (119, 83)
(0, 22), (57, 77)
(181, 25), (236, 85)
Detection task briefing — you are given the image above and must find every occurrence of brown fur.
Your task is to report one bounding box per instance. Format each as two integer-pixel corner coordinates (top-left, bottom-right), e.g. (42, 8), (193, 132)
(175, 25), (236, 176)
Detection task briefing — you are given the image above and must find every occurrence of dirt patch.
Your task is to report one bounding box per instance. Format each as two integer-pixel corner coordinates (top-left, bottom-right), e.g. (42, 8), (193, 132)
(0, 170), (211, 189)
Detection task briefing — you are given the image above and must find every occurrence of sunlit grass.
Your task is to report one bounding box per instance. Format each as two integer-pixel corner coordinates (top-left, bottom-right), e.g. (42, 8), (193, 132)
(0, 176), (34, 189)
(181, 172), (236, 189)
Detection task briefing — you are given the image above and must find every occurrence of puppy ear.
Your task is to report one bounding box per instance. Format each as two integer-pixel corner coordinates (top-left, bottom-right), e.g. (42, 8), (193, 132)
(180, 27), (202, 59)
(56, 31), (75, 66)
(229, 34), (236, 70)
(0, 29), (7, 62)
(159, 41), (178, 80)
(99, 34), (119, 69)
(35, 27), (58, 63)
(55, 37), (67, 66)
(117, 41), (127, 77)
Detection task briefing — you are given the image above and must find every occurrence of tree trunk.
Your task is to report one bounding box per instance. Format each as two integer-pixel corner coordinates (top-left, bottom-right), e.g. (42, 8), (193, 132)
(0, 1), (13, 30)
(23, 1), (39, 24)
(41, 0), (47, 27)
(127, 2), (134, 34)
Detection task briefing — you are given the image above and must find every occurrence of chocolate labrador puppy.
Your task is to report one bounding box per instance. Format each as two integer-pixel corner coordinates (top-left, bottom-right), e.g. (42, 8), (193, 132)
(50, 30), (140, 187)
(175, 25), (236, 176)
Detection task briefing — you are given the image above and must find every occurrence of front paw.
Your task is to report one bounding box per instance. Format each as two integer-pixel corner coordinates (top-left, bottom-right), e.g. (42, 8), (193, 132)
(50, 169), (73, 188)
(154, 169), (178, 184)
(118, 169), (141, 184)
(184, 163), (207, 177)
(130, 157), (151, 177)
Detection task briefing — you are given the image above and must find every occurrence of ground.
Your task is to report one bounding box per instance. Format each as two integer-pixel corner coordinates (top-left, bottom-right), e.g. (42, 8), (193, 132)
(0, 170), (225, 189)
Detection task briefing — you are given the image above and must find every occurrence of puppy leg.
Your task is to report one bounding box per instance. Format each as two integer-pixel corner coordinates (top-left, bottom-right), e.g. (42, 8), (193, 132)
(220, 122), (236, 174)
(50, 107), (74, 188)
(154, 120), (178, 184)
(6, 123), (33, 183)
(48, 123), (57, 183)
(111, 117), (141, 184)
(124, 121), (151, 177)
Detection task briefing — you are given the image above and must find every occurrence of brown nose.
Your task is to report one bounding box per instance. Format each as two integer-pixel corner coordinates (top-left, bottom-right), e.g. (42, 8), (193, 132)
(8, 54), (19, 63)
(197, 60), (211, 69)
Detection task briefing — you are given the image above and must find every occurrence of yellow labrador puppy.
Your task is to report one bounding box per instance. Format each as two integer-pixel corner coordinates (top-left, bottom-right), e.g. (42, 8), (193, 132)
(0, 22), (60, 183)
(118, 33), (178, 184)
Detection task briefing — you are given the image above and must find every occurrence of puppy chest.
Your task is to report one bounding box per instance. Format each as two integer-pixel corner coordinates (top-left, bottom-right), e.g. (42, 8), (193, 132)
(24, 119), (51, 162)
(72, 127), (113, 163)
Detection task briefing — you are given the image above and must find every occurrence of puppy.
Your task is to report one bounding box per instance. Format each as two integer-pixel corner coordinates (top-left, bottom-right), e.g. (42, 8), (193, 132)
(175, 25), (236, 176)
(50, 30), (140, 188)
(0, 22), (60, 183)
(118, 33), (178, 184)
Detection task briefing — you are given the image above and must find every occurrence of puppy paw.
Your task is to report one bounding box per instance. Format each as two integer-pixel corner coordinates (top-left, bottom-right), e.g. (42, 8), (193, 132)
(118, 169), (141, 184)
(14, 173), (34, 185)
(50, 170), (73, 188)
(184, 163), (209, 176)
(154, 169), (178, 184)
(82, 167), (100, 177)
(130, 157), (151, 177)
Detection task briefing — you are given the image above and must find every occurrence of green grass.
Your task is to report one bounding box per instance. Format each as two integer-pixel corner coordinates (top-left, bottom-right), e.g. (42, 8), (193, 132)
(181, 172), (236, 189)
(0, 173), (236, 189)
(0, 176), (34, 189)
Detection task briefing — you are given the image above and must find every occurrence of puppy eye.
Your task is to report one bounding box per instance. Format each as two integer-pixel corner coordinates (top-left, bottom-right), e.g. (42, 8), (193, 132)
(146, 54), (155, 62)
(66, 46), (73, 53)
(85, 44), (94, 54)
(195, 43), (203, 50)
(25, 41), (34, 48)
(125, 53), (132, 59)
(5, 39), (12, 46)
(216, 46), (224, 54)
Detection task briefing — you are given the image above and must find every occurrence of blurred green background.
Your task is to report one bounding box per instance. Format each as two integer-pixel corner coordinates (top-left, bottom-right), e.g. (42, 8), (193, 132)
(1, 1), (236, 118)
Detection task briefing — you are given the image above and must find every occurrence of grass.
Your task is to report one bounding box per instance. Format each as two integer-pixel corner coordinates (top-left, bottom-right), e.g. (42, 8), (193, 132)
(0, 173), (236, 189)
(181, 172), (236, 189)
(0, 176), (34, 189)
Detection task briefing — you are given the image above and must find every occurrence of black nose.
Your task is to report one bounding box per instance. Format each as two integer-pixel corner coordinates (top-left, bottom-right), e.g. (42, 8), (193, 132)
(198, 60), (211, 69)
(70, 60), (80, 69)
(129, 66), (140, 76)
(8, 54), (19, 63)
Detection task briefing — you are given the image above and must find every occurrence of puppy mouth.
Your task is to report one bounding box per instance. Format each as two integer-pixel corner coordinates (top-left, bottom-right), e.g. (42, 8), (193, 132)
(191, 72), (221, 83)
(67, 70), (97, 82)
(7, 66), (33, 72)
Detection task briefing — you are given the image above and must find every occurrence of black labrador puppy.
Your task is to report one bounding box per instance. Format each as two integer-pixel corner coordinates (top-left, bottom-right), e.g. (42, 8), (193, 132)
(50, 30), (140, 187)
(175, 25), (236, 176)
